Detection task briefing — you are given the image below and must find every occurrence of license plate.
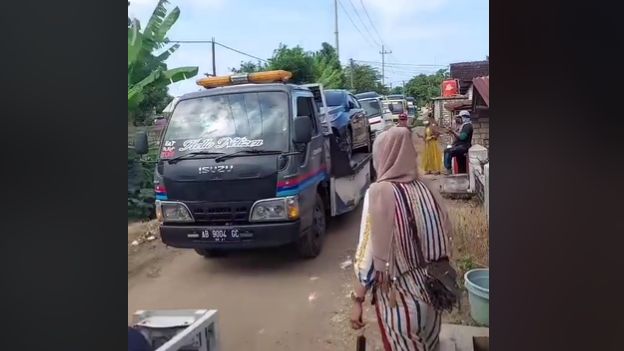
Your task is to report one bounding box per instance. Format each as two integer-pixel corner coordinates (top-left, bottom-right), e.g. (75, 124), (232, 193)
(198, 228), (244, 242)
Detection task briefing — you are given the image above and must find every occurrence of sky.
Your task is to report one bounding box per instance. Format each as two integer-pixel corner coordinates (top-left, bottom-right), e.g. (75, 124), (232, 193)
(128, 0), (489, 97)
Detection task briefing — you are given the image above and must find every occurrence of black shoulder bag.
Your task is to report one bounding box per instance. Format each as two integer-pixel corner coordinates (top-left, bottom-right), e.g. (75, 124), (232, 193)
(402, 186), (461, 312)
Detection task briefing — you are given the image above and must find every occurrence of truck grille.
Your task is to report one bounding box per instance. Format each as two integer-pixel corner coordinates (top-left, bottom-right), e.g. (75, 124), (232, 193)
(186, 201), (253, 224)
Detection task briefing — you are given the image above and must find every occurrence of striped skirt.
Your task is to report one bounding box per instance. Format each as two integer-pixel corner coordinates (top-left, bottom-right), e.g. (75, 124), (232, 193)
(373, 271), (442, 351)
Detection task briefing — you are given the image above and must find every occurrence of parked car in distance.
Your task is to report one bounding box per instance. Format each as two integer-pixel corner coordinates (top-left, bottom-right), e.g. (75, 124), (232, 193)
(321, 89), (371, 158)
(406, 96), (417, 116)
(383, 96), (411, 125)
(355, 91), (392, 137)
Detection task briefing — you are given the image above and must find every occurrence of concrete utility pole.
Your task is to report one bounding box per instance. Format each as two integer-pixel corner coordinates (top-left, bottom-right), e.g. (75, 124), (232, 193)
(350, 58), (355, 90)
(211, 37), (216, 76)
(334, 0), (340, 60)
(402, 80), (406, 95)
(379, 45), (392, 87)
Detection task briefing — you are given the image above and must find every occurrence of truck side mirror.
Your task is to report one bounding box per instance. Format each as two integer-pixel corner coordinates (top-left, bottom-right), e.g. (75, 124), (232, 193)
(134, 131), (149, 155)
(293, 116), (312, 144)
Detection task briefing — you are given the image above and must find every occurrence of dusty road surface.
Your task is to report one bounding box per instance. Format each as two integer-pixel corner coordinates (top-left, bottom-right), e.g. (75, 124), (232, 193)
(128, 208), (372, 351)
(128, 130), (480, 350)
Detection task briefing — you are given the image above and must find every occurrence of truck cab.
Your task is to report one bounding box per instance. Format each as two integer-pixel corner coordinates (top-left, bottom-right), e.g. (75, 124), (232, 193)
(134, 71), (371, 259)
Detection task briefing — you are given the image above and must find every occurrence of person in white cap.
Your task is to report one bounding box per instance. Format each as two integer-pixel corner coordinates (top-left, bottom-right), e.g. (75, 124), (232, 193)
(443, 110), (473, 173)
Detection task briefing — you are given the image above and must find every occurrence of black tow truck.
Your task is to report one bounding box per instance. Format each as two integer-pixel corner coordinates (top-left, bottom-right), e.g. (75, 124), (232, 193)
(135, 70), (371, 258)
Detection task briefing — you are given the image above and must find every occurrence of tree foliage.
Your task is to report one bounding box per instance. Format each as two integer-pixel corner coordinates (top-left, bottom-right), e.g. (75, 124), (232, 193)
(390, 86), (403, 95)
(228, 42), (448, 108)
(404, 68), (450, 107)
(128, 0), (199, 219)
(128, 0), (198, 117)
(343, 63), (386, 94)
(267, 44), (315, 84)
(312, 43), (345, 89)
(230, 60), (268, 74)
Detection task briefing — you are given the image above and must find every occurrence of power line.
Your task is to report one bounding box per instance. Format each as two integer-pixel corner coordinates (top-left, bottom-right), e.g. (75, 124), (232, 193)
(214, 41), (268, 63)
(359, 61), (440, 72)
(359, 0), (385, 46)
(354, 59), (447, 67)
(337, 0), (377, 50)
(346, 0), (380, 47)
(168, 39), (268, 63)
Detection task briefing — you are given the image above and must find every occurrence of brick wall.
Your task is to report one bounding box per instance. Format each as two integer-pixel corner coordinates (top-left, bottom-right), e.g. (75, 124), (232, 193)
(471, 117), (489, 149)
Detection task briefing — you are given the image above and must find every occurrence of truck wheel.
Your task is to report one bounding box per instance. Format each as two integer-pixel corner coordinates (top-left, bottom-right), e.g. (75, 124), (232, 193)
(345, 128), (353, 160)
(194, 248), (226, 258)
(364, 131), (372, 153)
(296, 194), (326, 258)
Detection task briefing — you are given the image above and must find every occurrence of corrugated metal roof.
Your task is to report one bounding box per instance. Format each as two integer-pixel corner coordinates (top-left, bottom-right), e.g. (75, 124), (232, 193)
(450, 61), (489, 82)
(472, 76), (489, 107)
(444, 101), (473, 111)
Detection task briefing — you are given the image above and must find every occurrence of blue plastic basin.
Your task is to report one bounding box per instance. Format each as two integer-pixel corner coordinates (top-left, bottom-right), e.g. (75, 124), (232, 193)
(464, 268), (489, 326)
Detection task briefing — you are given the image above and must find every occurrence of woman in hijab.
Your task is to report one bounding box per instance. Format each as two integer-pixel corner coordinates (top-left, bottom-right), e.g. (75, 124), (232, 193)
(350, 127), (454, 351)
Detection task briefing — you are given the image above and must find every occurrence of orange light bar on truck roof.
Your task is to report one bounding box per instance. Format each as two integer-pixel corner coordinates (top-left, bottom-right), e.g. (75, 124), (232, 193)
(196, 70), (293, 89)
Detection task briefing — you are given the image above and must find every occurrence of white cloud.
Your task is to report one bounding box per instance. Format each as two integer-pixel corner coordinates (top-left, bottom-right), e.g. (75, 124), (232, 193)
(358, 0), (450, 45)
(128, 0), (225, 23)
(364, 0), (448, 20)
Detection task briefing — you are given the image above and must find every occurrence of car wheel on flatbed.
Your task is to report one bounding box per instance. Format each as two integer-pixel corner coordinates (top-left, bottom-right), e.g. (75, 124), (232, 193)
(195, 248), (227, 258)
(296, 193), (326, 259)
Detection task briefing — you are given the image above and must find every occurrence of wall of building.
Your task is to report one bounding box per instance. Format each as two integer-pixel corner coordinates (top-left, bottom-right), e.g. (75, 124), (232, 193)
(471, 116), (490, 149)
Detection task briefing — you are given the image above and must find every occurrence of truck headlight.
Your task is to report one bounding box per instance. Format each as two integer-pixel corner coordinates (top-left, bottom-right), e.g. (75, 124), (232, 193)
(250, 196), (299, 222)
(156, 201), (194, 223)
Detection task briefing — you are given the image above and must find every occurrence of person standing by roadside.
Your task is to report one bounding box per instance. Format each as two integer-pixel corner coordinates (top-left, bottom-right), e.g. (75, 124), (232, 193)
(350, 127), (457, 351)
(397, 112), (409, 128)
(443, 110), (473, 173)
(421, 117), (443, 175)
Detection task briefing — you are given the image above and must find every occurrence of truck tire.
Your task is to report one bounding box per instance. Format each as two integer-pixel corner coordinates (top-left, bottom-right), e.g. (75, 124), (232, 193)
(296, 194), (326, 258)
(355, 128), (372, 154)
(345, 128), (353, 161)
(194, 248), (227, 258)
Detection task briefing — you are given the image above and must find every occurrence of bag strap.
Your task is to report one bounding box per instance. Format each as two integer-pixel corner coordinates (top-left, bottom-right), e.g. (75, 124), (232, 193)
(398, 184), (428, 268)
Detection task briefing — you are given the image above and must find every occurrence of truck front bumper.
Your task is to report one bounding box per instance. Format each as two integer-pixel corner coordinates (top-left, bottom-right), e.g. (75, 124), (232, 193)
(160, 220), (303, 250)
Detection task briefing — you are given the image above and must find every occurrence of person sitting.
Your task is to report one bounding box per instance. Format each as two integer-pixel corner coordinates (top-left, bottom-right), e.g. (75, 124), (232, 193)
(443, 110), (473, 174)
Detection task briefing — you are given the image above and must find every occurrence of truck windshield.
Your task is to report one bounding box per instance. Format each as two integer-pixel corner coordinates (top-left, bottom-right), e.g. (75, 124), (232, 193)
(386, 101), (405, 114)
(162, 92), (290, 154)
(360, 99), (381, 117)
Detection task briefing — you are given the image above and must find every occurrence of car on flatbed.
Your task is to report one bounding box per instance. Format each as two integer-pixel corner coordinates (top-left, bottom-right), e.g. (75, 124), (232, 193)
(321, 89), (371, 159)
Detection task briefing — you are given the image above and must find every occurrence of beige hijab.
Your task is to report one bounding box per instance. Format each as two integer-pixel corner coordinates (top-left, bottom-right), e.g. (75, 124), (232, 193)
(369, 127), (452, 271)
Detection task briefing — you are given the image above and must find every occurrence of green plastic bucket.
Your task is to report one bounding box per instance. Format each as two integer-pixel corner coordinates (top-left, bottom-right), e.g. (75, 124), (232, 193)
(464, 268), (489, 326)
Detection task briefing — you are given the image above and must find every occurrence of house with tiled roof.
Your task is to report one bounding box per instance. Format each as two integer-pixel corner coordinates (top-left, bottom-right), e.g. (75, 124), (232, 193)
(449, 60), (489, 96)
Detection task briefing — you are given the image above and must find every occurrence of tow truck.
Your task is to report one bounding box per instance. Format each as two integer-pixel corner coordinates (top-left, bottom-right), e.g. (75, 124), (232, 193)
(134, 70), (371, 259)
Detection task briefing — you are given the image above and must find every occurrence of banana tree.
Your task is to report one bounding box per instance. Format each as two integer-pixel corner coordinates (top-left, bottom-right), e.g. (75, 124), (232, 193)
(128, 0), (198, 110)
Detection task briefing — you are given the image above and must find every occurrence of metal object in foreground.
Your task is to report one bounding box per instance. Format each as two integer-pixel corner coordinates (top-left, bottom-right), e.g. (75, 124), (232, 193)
(132, 309), (220, 351)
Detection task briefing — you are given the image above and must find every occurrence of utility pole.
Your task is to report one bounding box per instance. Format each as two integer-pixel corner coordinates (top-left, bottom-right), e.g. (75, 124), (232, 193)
(379, 45), (392, 87)
(350, 58), (354, 91)
(211, 37), (216, 76)
(402, 80), (406, 95)
(334, 0), (340, 60)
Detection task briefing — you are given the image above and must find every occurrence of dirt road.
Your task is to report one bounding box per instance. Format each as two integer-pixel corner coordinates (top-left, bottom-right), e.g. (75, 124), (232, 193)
(128, 130), (481, 350)
(128, 209), (371, 351)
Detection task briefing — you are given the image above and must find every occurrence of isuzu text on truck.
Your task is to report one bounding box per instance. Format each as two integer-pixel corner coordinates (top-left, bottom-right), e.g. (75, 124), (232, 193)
(135, 70), (371, 259)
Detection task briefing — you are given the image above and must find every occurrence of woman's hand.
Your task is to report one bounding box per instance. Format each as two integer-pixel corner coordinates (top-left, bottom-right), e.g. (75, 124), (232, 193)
(350, 301), (366, 330)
